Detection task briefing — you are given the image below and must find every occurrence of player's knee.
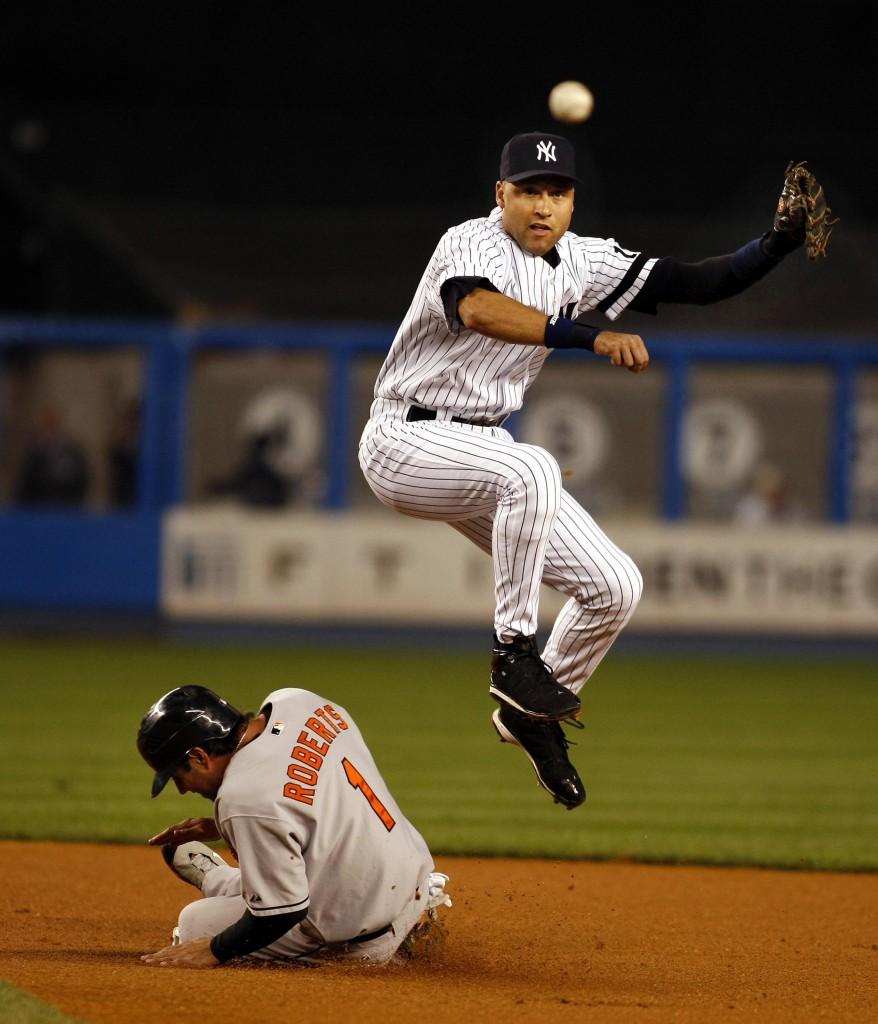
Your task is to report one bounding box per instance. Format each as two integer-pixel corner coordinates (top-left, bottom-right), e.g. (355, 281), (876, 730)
(575, 559), (642, 624)
(509, 445), (562, 508)
(611, 561), (643, 624)
(176, 900), (213, 944)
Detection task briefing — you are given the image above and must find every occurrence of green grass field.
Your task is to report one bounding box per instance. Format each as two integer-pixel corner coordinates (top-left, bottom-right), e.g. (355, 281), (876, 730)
(0, 982), (84, 1024)
(0, 638), (875, 870)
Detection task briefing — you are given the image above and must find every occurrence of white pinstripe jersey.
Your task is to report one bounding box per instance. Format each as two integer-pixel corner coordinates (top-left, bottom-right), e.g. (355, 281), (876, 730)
(214, 688), (433, 944)
(372, 206), (657, 420)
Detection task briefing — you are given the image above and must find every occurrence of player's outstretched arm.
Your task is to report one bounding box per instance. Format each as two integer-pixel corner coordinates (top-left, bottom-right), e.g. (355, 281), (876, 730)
(459, 288), (649, 373)
(142, 908), (307, 967)
(630, 163), (836, 315)
(458, 287), (553, 345)
(148, 816), (220, 847)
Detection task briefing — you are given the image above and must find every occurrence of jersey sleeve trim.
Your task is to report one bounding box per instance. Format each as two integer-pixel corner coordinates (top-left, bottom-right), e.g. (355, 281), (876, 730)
(600, 255), (659, 321)
(596, 253), (649, 313)
(247, 895), (311, 917)
(440, 275), (500, 332)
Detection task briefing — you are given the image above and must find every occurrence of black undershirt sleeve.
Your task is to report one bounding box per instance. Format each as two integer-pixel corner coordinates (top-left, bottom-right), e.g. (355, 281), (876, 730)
(440, 276), (500, 330)
(442, 237), (784, 324)
(629, 236), (784, 315)
(209, 908), (307, 964)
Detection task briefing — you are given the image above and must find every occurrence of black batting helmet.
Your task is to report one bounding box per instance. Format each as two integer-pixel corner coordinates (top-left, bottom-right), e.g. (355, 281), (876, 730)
(137, 685), (245, 798)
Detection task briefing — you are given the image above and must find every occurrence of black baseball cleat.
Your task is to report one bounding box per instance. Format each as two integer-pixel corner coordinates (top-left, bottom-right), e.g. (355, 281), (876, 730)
(489, 634), (581, 721)
(492, 705), (586, 810)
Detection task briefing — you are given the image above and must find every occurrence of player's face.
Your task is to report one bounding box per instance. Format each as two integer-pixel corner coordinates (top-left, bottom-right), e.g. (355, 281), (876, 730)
(172, 748), (227, 800)
(496, 177), (575, 256)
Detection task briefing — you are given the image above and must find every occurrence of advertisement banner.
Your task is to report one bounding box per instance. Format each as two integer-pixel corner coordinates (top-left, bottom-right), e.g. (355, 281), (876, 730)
(162, 509), (878, 634)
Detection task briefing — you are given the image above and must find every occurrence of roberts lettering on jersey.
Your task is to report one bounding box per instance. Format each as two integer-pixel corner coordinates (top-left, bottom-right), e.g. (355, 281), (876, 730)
(213, 688), (433, 942)
(284, 703), (349, 806)
(210, 688), (434, 942)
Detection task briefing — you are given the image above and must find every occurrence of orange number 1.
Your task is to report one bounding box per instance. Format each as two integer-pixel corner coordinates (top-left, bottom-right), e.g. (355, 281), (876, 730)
(342, 757), (396, 832)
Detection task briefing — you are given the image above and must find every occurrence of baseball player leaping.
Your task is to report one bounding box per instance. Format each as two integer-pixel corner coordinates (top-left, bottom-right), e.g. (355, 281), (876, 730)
(137, 685), (451, 967)
(359, 131), (829, 810)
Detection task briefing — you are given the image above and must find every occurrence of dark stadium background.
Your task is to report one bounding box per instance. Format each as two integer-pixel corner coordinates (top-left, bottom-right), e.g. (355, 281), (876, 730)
(1, 21), (877, 1020)
(1, 3), (875, 329)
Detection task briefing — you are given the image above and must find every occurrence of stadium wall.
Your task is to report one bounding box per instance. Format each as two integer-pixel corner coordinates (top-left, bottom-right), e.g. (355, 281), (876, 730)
(1, 318), (877, 633)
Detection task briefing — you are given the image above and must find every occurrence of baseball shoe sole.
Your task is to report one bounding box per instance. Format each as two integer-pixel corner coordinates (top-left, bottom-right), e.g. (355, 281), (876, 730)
(161, 841), (227, 890)
(489, 681), (581, 721)
(492, 706), (586, 810)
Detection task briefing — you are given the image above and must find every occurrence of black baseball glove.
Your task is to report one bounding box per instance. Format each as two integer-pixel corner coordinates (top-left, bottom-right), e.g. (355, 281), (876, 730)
(771, 161), (838, 260)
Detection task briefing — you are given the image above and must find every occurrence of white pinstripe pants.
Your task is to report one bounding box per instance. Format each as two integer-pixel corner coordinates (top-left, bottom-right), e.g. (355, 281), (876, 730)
(359, 411), (643, 693)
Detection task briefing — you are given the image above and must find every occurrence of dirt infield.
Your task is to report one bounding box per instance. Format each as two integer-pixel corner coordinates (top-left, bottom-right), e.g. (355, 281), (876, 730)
(0, 843), (876, 1024)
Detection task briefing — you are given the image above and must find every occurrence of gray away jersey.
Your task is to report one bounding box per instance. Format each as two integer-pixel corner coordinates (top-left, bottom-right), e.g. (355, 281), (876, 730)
(372, 206), (657, 420)
(213, 688), (434, 945)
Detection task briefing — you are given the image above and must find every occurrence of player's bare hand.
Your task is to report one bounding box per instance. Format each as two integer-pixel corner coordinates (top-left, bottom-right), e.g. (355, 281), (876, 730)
(141, 936), (219, 968)
(148, 817), (220, 847)
(594, 331), (649, 373)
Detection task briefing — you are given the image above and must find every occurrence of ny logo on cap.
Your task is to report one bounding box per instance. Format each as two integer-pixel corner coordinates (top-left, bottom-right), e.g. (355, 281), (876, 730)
(536, 140), (557, 163)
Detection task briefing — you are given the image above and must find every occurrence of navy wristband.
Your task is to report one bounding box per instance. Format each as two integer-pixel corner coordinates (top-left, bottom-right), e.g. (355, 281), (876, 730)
(544, 316), (600, 351)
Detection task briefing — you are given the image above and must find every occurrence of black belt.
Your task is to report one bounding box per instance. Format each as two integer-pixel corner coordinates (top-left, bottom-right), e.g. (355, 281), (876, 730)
(348, 922), (393, 944)
(406, 405), (506, 428)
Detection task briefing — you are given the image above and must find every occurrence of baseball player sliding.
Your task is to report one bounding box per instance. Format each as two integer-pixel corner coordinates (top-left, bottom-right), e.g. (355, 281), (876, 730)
(137, 685), (451, 967)
(359, 132), (832, 810)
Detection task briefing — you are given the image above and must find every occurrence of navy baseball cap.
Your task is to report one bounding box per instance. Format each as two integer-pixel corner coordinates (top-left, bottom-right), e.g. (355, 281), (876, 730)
(499, 132), (579, 184)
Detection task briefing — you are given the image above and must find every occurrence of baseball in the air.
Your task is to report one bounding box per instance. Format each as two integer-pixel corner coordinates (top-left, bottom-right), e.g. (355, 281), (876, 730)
(548, 81), (594, 124)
